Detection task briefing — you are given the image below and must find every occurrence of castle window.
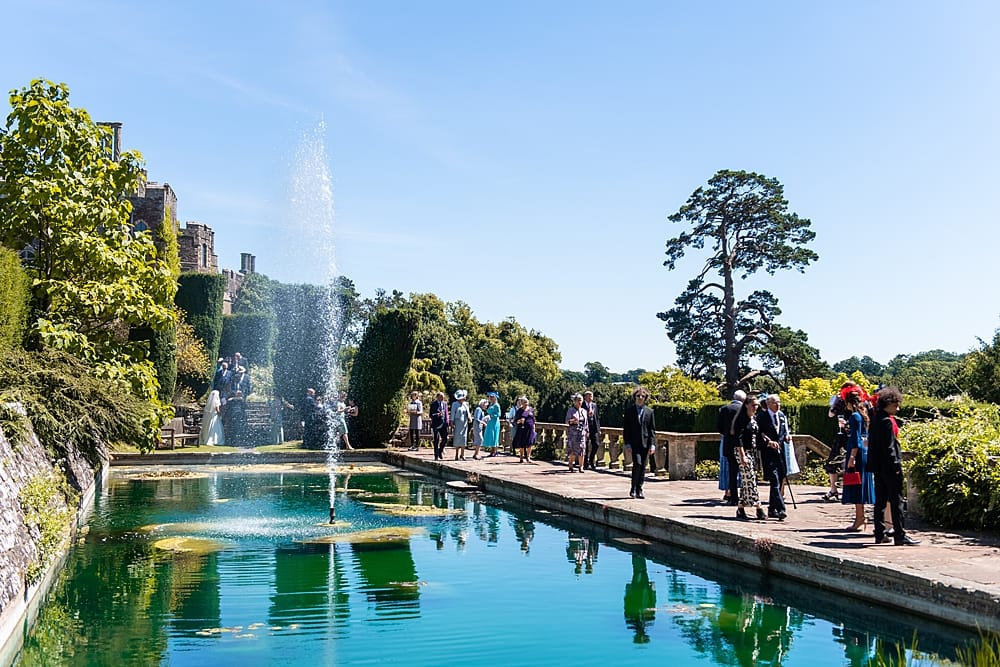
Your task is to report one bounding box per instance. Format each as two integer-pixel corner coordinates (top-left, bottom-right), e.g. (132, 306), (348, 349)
(201, 243), (208, 267)
(133, 220), (149, 233)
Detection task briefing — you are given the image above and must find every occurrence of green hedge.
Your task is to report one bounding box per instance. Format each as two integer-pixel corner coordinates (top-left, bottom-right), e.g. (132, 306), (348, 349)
(348, 308), (418, 448)
(175, 273), (225, 397)
(220, 313), (274, 366)
(0, 247), (29, 354)
(130, 323), (177, 403)
(175, 273), (226, 361)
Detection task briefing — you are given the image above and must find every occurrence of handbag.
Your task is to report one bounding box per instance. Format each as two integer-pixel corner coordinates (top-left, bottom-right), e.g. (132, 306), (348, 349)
(842, 471), (862, 486)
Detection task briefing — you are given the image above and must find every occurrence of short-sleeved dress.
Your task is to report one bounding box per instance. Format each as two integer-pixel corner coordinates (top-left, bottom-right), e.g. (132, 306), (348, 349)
(451, 401), (470, 447)
(482, 402), (501, 449)
(565, 406), (589, 456)
(841, 411), (875, 505)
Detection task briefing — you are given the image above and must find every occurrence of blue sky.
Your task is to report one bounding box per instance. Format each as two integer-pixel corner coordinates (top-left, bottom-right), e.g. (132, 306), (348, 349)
(3, 1), (997, 374)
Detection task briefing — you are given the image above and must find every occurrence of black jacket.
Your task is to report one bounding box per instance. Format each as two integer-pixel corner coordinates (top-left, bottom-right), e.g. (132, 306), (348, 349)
(623, 403), (656, 451)
(868, 409), (903, 475)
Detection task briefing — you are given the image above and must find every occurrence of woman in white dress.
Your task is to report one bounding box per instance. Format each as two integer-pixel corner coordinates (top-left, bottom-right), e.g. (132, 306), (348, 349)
(200, 390), (225, 445)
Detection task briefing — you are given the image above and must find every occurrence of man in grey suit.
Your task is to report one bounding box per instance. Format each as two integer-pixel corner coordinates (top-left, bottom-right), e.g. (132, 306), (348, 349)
(623, 386), (656, 499)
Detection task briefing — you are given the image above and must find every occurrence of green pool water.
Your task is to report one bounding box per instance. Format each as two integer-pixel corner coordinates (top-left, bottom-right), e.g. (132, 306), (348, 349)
(15, 467), (978, 666)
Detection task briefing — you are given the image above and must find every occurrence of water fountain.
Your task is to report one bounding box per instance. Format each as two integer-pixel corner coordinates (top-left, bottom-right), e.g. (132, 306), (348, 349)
(287, 119), (343, 523)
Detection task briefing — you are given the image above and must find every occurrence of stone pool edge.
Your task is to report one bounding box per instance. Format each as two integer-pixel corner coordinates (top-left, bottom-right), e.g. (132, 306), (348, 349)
(384, 451), (1000, 634)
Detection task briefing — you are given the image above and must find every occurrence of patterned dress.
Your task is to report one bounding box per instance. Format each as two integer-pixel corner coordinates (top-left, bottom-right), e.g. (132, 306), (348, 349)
(737, 418), (761, 507)
(565, 406), (589, 456)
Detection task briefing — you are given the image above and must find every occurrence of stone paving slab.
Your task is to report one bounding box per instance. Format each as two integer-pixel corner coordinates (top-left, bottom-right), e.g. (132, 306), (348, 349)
(386, 448), (1000, 633)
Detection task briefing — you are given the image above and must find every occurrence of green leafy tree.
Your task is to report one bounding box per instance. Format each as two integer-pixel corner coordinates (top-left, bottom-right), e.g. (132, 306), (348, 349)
(232, 272), (276, 315)
(832, 355), (885, 378)
(639, 366), (720, 405)
(349, 308), (418, 447)
(756, 324), (831, 389)
(0, 80), (175, 437)
(958, 327), (1000, 404)
(408, 293), (474, 395)
(657, 170), (817, 396)
(584, 361), (612, 385)
(450, 301), (561, 399)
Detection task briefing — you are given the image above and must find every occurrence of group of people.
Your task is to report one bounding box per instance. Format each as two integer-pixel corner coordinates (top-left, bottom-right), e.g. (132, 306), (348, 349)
(199, 351), (254, 446)
(406, 390), (539, 462)
(302, 388), (358, 451)
(564, 386), (656, 499)
(716, 383), (917, 546)
(718, 391), (797, 520)
(822, 382), (917, 546)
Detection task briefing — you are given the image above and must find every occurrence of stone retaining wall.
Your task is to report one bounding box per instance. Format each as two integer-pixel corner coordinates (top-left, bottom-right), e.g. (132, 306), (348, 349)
(0, 406), (104, 666)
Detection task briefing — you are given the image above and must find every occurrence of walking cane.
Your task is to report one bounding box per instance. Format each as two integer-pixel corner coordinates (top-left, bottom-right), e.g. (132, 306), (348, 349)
(785, 469), (798, 509)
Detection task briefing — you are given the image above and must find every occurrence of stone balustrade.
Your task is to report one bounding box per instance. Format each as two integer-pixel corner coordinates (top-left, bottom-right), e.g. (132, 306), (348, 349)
(523, 422), (827, 481)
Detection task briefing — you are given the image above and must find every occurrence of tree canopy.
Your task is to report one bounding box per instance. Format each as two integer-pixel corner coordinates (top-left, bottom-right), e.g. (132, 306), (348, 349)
(0, 80), (175, 437)
(657, 169), (818, 396)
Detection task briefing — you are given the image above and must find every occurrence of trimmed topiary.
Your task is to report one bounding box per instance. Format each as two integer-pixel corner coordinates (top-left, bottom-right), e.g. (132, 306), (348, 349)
(348, 308), (418, 447)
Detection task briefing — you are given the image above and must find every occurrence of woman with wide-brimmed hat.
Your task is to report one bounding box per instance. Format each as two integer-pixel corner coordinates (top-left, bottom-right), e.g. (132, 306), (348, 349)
(451, 390), (470, 460)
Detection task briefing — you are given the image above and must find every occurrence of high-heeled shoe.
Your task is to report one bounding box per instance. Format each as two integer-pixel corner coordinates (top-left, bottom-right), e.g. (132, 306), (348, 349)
(736, 507), (749, 520)
(846, 520), (868, 532)
(756, 508), (767, 521)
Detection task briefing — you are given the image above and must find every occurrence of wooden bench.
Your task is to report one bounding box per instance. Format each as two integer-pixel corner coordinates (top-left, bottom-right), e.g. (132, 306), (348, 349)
(159, 417), (201, 449)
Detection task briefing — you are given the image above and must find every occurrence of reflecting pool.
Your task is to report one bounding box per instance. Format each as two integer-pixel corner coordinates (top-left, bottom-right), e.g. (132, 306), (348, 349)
(16, 467), (978, 666)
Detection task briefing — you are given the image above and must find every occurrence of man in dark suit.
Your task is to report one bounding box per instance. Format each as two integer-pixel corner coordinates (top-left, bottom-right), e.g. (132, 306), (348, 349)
(716, 390), (747, 505)
(430, 391), (450, 461)
(869, 387), (919, 546)
(756, 395), (789, 520)
(582, 390), (601, 470)
(212, 360), (231, 393)
(623, 386), (656, 499)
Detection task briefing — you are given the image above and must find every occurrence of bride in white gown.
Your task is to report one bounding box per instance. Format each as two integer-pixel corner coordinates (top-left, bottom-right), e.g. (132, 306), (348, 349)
(200, 390), (225, 445)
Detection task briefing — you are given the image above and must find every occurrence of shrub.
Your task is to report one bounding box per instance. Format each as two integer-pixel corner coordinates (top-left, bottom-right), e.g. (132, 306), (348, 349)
(348, 308), (418, 447)
(130, 322), (177, 403)
(902, 403), (1000, 529)
(0, 348), (158, 459)
(695, 459), (720, 481)
(0, 246), (29, 354)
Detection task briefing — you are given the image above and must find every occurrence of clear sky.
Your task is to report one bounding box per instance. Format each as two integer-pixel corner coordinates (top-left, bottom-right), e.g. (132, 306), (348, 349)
(3, 1), (998, 374)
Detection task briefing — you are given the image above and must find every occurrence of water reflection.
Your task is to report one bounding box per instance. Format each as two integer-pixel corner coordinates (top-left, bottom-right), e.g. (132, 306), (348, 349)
(17, 470), (979, 666)
(624, 554), (656, 644)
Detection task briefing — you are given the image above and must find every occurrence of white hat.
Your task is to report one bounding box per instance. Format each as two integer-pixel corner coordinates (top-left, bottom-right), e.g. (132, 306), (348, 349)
(455, 389), (468, 400)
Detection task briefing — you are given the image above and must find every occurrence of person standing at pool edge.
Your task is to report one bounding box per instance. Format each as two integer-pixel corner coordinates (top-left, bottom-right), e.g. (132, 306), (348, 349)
(623, 386), (656, 499)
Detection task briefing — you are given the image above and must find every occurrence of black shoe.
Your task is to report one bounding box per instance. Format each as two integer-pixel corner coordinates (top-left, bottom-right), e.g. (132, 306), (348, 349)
(768, 509), (786, 521)
(636, 491), (645, 499)
(874, 534), (892, 544)
(756, 508), (767, 520)
(736, 507), (749, 520)
(895, 535), (920, 546)
(776, 511), (787, 520)
(629, 490), (636, 498)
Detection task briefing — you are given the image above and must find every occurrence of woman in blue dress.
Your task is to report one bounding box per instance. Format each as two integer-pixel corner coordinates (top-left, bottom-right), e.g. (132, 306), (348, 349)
(842, 391), (875, 531)
(482, 392), (502, 456)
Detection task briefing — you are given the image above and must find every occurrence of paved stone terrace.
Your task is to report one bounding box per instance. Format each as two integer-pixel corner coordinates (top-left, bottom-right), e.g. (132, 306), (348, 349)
(382, 448), (1000, 633)
(110, 447), (1000, 633)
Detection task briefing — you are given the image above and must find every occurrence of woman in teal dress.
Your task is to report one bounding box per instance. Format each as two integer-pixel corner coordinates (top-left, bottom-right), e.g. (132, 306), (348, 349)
(842, 391), (875, 531)
(482, 392), (502, 456)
